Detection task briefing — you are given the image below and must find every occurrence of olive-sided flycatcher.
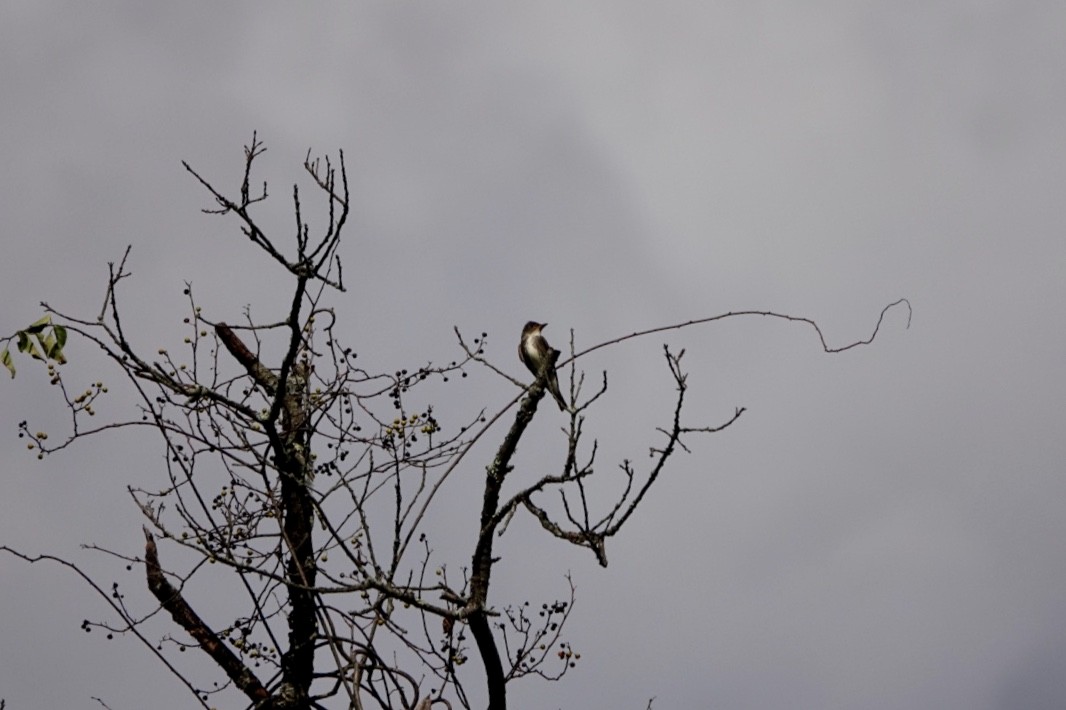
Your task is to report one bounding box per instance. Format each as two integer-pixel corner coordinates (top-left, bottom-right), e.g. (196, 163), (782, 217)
(519, 321), (567, 410)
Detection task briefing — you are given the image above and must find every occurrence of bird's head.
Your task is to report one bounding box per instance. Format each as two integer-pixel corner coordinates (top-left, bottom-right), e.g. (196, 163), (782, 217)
(522, 321), (546, 337)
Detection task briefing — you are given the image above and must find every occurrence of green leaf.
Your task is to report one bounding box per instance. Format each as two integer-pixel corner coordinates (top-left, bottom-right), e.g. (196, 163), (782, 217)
(1, 347), (13, 378)
(53, 324), (67, 350)
(37, 331), (57, 360)
(17, 331), (43, 360)
(23, 315), (52, 335)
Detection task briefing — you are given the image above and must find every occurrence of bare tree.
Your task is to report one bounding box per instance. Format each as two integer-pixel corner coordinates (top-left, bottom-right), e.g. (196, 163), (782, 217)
(1, 135), (910, 710)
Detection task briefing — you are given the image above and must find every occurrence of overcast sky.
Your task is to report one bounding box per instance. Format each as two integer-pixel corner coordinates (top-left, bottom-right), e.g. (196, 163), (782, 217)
(2, 3), (1065, 709)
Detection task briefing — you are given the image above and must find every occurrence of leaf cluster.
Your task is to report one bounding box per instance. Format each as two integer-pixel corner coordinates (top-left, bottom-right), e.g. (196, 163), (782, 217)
(2, 315), (68, 378)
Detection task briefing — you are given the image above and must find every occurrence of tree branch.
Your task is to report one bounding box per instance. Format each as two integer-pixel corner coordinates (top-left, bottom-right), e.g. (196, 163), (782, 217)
(142, 528), (270, 705)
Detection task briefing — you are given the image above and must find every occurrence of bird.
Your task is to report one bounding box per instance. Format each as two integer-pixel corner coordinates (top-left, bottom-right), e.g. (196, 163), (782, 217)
(519, 321), (567, 411)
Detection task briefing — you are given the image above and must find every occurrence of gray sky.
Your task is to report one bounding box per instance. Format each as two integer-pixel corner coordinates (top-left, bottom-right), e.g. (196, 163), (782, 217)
(2, 3), (1065, 709)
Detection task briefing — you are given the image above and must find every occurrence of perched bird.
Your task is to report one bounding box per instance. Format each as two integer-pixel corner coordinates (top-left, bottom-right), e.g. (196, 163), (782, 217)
(519, 321), (567, 411)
